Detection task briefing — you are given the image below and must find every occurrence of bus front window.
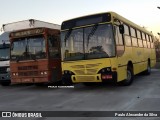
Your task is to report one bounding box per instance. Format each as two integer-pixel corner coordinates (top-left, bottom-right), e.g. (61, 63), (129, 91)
(61, 24), (115, 61)
(11, 36), (46, 61)
(85, 24), (115, 59)
(0, 44), (10, 61)
(61, 29), (84, 61)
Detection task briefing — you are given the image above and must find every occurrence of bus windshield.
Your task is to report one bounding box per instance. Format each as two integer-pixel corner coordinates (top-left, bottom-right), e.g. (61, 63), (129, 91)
(61, 24), (115, 61)
(11, 35), (46, 61)
(0, 44), (10, 61)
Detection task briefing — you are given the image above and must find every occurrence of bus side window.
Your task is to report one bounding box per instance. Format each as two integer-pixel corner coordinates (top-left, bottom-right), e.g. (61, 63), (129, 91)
(137, 30), (143, 47)
(150, 36), (154, 48)
(142, 32), (147, 48)
(48, 35), (60, 58)
(130, 27), (138, 47)
(146, 34), (150, 48)
(114, 25), (124, 57)
(124, 24), (131, 46)
(115, 26), (123, 45)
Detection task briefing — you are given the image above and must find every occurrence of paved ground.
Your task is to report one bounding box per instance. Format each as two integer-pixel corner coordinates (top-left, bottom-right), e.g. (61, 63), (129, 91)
(0, 69), (160, 120)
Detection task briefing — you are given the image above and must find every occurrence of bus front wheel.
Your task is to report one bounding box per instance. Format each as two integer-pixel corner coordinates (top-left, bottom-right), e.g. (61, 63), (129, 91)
(62, 77), (73, 86)
(1, 81), (11, 86)
(120, 67), (134, 86)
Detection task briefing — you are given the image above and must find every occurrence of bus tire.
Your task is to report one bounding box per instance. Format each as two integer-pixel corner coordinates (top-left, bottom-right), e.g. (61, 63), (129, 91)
(83, 82), (95, 86)
(35, 83), (44, 86)
(121, 67), (134, 86)
(1, 82), (11, 86)
(144, 61), (151, 75)
(62, 78), (73, 86)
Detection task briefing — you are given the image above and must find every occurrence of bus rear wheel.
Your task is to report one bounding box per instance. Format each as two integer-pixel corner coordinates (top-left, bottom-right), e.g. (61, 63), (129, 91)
(144, 62), (151, 75)
(120, 67), (133, 86)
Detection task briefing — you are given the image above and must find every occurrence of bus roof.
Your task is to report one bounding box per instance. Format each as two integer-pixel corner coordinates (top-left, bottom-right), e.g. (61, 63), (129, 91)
(3, 19), (61, 32)
(110, 12), (153, 35)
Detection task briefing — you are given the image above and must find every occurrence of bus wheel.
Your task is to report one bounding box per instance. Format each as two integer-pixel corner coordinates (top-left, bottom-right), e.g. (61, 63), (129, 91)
(35, 83), (44, 86)
(1, 82), (11, 86)
(144, 62), (151, 75)
(83, 82), (95, 86)
(121, 67), (133, 86)
(62, 78), (73, 86)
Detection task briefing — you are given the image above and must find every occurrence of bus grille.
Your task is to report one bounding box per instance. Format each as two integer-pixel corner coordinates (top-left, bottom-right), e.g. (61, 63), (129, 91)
(71, 65), (84, 69)
(18, 71), (39, 76)
(74, 69), (97, 75)
(18, 65), (38, 70)
(71, 63), (101, 75)
(75, 76), (95, 82)
(0, 67), (7, 74)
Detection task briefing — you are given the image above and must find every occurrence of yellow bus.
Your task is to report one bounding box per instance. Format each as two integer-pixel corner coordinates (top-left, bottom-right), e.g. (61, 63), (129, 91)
(60, 11), (156, 86)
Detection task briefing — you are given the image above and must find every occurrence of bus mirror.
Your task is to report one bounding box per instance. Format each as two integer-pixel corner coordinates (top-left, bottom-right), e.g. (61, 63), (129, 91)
(119, 25), (124, 34)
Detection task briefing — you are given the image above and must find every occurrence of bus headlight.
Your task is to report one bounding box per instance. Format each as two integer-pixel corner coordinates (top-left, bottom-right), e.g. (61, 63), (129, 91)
(6, 67), (10, 72)
(101, 69), (105, 73)
(44, 71), (47, 75)
(98, 67), (111, 74)
(40, 71), (48, 75)
(63, 70), (74, 75)
(64, 70), (68, 74)
(40, 72), (44, 75)
(106, 67), (111, 71)
(12, 72), (18, 76)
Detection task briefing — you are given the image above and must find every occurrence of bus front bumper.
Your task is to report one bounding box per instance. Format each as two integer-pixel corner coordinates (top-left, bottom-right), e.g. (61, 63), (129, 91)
(72, 74), (102, 83)
(11, 77), (49, 83)
(0, 73), (10, 83)
(71, 72), (117, 83)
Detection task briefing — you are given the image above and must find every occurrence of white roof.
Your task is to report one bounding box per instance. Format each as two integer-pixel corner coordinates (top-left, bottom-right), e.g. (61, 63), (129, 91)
(3, 19), (61, 32)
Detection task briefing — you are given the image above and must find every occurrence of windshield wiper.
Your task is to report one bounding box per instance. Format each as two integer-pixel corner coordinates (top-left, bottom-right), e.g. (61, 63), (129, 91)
(64, 29), (72, 46)
(87, 24), (98, 47)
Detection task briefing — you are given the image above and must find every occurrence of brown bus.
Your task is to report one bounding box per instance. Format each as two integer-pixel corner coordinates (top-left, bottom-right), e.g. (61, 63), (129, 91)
(9, 27), (62, 84)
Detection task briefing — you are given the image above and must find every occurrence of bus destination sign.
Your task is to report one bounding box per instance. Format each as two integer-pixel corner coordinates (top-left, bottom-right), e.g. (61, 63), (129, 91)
(10, 28), (44, 38)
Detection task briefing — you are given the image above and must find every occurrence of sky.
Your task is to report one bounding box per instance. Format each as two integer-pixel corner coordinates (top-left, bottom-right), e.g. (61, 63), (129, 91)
(0, 0), (160, 37)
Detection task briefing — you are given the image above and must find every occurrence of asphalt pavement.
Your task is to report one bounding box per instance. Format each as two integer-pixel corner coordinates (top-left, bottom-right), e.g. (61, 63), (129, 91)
(0, 69), (160, 120)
